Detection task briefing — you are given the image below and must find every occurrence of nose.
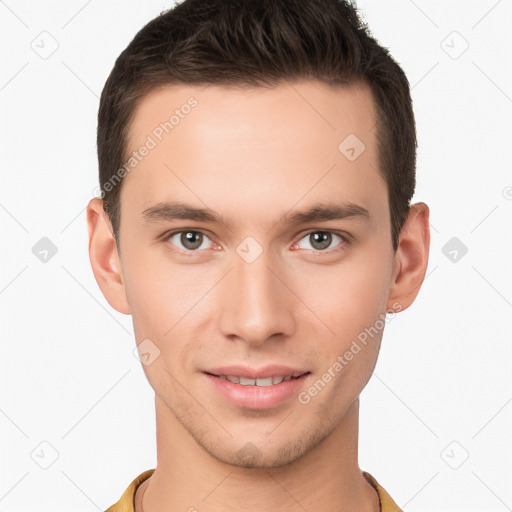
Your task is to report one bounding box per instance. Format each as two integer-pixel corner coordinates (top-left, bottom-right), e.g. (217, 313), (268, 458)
(218, 245), (296, 347)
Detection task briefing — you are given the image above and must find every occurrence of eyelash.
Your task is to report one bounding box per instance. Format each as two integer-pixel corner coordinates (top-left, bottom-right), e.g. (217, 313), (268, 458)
(162, 229), (349, 255)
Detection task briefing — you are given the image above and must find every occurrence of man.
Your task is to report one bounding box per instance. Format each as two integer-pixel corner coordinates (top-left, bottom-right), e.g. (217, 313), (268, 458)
(87, 0), (430, 510)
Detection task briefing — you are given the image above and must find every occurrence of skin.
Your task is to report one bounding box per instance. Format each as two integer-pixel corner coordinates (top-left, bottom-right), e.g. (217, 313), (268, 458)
(87, 80), (430, 511)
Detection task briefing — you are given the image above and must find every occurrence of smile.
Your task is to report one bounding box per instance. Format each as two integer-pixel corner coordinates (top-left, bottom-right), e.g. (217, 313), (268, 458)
(214, 374), (304, 386)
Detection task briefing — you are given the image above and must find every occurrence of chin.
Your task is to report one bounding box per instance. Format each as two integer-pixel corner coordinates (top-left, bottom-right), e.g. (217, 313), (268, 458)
(198, 428), (327, 469)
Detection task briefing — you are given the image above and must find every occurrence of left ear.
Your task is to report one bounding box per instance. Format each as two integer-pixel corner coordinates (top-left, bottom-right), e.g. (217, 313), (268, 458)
(387, 202), (430, 312)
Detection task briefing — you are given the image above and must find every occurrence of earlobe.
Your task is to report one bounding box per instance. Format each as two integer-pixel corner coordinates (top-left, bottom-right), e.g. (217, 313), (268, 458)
(86, 197), (131, 315)
(386, 202), (430, 312)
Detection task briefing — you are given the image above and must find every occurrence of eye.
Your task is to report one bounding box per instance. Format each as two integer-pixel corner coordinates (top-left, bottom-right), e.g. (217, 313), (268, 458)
(293, 231), (347, 252)
(163, 229), (348, 254)
(166, 230), (215, 252)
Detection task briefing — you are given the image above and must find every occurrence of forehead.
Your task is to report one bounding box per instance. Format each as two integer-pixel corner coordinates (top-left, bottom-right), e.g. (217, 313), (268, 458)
(120, 80), (386, 230)
(127, 80), (377, 153)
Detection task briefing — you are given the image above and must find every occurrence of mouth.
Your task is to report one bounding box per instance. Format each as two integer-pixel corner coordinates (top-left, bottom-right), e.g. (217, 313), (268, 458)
(203, 367), (311, 409)
(205, 372), (310, 387)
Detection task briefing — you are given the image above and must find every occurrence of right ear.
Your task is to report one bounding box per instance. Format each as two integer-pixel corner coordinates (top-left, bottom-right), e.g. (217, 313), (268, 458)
(86, 197), (131, 315)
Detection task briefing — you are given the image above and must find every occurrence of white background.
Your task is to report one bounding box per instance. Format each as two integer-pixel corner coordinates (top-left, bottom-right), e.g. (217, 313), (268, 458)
(1, 1), (511, 510)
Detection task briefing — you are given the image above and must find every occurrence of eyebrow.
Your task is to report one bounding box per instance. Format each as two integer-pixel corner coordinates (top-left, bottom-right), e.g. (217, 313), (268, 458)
(141, 200), (370, 228)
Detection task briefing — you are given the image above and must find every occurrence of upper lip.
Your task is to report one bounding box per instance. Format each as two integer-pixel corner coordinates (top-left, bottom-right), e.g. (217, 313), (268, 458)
(204, 365), (310, 379)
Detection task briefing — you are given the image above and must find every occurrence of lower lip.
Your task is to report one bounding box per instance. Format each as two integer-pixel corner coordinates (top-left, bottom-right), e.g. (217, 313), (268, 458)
(204, 373), (309, 410)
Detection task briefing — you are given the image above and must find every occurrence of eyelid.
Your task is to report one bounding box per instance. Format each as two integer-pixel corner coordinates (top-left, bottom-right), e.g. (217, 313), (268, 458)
(162, 228), (350, 254)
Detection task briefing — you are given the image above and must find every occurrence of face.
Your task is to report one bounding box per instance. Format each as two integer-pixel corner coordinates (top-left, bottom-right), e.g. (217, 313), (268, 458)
(112, 80), (400, 467)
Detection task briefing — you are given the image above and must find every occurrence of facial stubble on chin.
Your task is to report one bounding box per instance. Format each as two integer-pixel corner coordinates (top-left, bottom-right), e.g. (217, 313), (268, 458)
(172, 403), (342, 470)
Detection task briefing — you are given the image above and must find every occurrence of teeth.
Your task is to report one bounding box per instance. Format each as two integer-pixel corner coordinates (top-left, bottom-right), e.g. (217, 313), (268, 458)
(255, 377), (273, 386)
(220, 375), (298, 386)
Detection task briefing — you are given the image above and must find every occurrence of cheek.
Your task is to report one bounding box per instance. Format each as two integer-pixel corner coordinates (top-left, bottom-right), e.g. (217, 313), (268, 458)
(304, 253), (392, 399)
(121, 247), (221, 378)
(308, 254), (392, 342)
(304, 263), (391, 409)
(122, 245), (201, 335)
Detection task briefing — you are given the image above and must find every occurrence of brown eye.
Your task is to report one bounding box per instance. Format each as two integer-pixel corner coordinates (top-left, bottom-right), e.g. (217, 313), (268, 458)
(295, 231), (345, 252)
(167, 230), (211, 252)
(309, 232), (332, 250)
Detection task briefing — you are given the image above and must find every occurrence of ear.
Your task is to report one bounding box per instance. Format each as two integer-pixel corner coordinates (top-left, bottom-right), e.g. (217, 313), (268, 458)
(86, 197), (131, 315)
(386, 202), (430, 312)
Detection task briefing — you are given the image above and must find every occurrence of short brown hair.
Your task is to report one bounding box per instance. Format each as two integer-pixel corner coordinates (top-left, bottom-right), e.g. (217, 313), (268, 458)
(97, 0), (416, 251)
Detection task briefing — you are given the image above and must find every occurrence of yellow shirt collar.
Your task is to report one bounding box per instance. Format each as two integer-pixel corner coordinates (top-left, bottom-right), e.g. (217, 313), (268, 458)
(106, 469), (403, 512)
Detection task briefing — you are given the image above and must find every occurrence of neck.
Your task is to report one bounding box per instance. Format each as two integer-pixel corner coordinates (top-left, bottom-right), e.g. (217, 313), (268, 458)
(136, 396), (379, 512)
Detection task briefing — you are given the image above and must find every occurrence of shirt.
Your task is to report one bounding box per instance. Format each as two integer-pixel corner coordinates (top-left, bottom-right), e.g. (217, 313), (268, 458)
(105, 469), (403, 511)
